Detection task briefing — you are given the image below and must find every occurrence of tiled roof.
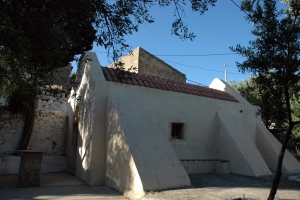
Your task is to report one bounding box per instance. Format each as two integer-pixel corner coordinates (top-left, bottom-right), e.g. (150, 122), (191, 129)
(102, 67), (239, 103)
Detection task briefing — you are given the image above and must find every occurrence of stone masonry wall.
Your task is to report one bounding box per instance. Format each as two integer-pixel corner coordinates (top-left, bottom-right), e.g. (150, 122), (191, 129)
(108, 47), (186, 82)
(0, 94), (68, 156)
(108, 47), (139, 72)
(37, 93), (68, 112)
(0, 111), (24, 155)
(138, 47), (186, 82)
(27, 111), (67, 156)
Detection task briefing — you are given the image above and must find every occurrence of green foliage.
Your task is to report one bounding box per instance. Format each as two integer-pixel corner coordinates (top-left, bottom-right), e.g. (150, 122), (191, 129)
(91, 0), (217, 61)
(231, 1), (300, 197)
(230, 0), (300, 129)
(0, 0), (218, 114)
(231, 77), (300, 155)
(0, 0), (96, 113)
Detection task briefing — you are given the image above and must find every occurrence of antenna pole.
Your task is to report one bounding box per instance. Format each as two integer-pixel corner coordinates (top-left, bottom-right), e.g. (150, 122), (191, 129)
(224, 63), (227, 83)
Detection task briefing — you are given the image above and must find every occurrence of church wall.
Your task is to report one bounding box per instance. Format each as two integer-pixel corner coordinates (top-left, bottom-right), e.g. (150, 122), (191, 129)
(106, 81), (260, 161)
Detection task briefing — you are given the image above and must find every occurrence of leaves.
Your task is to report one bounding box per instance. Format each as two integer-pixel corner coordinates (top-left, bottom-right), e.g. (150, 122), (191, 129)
(0, 0), (96, 113)
(231, 1), (300, 198)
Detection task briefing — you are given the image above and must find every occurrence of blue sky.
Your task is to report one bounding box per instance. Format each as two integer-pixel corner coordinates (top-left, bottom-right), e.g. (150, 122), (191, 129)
(71, 0), (285, 86)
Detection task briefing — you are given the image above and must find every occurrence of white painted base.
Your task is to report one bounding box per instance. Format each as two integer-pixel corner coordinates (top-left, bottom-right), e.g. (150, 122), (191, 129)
(181, 160), (214, 174)
(215, 161), (231, 174)
(181, 160), (231, 174)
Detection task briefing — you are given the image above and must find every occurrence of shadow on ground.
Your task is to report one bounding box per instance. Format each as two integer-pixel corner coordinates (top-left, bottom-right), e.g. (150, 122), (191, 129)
(189, 171), (300, 190)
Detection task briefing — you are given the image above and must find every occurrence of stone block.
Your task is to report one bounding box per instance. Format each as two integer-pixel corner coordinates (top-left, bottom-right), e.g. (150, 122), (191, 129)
(17, 151), (43, 188)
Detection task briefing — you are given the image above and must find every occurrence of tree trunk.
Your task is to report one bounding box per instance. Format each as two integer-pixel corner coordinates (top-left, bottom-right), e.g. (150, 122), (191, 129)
(19, 98), (36, 150)
(268, 85), (293, 200)
(268, 125), (293, 200)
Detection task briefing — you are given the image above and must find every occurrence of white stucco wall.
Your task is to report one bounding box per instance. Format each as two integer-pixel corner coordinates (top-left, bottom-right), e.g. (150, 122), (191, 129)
(106, 97), (190, 199)
(216, 112), (271, 176)
(105, 81), (256, 161)
(256, 123), (300, 171)
(72, 53), (107, 186)
(209, 77), (300, 172)
(70, 52), (300, 196)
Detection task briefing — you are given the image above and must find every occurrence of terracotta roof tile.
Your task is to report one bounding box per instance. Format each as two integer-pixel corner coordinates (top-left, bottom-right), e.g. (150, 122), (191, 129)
(126, 78), (132, 85)
(155, 82), (161, 90)
(137, 79), (144, 86)
(165, 84), (172, 91)
(149, 81), (156, 88)
(132, 79), (138, 85)
(102, 67), (239, 103)
(143, 80), (150, 87)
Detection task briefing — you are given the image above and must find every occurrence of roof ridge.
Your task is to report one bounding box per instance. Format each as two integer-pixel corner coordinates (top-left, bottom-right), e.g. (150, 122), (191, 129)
(101, 67), (239, 103)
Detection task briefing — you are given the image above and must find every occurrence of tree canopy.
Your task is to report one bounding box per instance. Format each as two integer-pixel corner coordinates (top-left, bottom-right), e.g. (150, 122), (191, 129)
(230, 0), (300, 199)
(0, 0), (217, 112)
(0, 0), (96, 111)
(0, 0), (217, 149)
(231, 77), (300, 156)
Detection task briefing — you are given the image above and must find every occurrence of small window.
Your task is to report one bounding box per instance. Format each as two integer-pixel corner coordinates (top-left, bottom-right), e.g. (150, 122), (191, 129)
(171, 123), (184, 139)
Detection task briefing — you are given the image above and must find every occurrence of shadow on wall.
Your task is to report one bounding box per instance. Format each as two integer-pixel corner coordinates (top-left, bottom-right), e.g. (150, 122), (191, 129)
(76, 88), (93, 181)
(75, 79), (106, 186)
(105, 104), (144, 199)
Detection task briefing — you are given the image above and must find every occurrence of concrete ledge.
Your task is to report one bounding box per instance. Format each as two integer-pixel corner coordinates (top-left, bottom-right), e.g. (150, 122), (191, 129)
(180, 159), (231, 174)
(215, 160), (231, 174)
(0, 156), (67, 175)
(180, 160), (214, 174)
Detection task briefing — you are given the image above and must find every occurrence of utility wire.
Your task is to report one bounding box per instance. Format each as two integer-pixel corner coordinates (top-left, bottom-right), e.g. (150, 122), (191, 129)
(186, 79), (208, 87)
(155, 53), (237, 56)
(226, 64), (239, 68)
(229, 0), (250, 17)
(93, 51), (251, 75)
(163, 59), (252, 75)
(93, 51), (237, 57)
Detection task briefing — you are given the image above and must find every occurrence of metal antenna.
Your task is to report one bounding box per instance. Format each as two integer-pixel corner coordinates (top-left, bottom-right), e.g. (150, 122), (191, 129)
(224, 63), (227, 83)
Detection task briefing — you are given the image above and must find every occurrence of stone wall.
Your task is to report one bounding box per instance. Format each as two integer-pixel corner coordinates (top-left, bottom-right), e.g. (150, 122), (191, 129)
(27, 111), (67, 156)
(108, 47), (186, 82)
(138, 47), (186, 82)
(0, 111), (24, 155)
(0, 94), (68, 156)
(37, 93), (68, 112)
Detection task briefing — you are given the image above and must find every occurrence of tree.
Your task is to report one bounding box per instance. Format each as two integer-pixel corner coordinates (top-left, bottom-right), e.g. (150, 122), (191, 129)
(0, 0), (217, 150)
(0, 0), (97, 149)
(230, 0), (300, 199)
(90, 0), (217, 61)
